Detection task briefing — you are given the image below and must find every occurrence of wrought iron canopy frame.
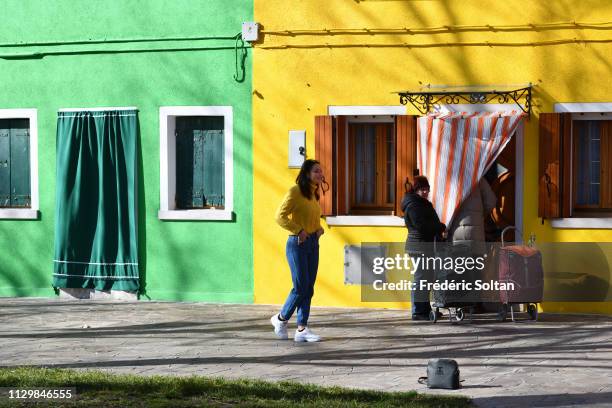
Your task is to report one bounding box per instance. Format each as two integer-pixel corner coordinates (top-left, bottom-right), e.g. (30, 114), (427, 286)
(397, 85), (532, 116)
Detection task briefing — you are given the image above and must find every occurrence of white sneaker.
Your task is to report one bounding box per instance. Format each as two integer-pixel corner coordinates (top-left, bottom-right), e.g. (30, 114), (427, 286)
(294, 327), (321, 342)
(270, 314), (288, 340)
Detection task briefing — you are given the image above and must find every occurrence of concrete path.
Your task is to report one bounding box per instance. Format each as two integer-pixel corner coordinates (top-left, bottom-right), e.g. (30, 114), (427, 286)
(1, 298), (612, 407)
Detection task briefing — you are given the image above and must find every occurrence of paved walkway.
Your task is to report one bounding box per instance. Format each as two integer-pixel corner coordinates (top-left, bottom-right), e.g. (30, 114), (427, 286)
(1, 298), (612, 407)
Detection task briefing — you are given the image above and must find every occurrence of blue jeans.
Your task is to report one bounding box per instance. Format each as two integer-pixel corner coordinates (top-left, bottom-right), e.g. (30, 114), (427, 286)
(280, 234), (319, 326)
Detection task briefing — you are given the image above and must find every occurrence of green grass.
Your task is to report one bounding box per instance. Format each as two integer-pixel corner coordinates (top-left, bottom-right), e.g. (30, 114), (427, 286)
(0, 367), (472, 407)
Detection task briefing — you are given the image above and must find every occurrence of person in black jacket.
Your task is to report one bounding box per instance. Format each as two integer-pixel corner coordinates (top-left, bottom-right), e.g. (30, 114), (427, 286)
(401, 176), (446, 320)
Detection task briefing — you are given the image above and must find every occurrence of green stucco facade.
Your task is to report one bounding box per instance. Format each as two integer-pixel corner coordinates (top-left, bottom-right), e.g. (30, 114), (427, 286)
(0, 0), (253, 302)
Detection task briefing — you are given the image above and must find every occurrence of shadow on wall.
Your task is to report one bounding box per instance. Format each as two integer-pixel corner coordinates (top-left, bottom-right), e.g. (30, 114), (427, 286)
(542, 242), (611, 302)
(0, 218), (48, 297)
(137, 120), (147, 298)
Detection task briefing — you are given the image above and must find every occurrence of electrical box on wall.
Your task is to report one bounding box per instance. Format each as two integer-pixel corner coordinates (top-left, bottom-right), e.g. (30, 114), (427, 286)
(344, 244), (387, 285)
(242, 22), (259, 42)
(288, 130), (306, 168)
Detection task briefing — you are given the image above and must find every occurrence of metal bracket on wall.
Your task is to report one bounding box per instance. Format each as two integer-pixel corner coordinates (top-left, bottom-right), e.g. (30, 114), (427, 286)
(396, 84), (532, 117)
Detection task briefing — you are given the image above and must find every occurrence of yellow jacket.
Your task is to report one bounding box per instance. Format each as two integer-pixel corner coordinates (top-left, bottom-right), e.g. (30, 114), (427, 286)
(275, 184), (322, 234)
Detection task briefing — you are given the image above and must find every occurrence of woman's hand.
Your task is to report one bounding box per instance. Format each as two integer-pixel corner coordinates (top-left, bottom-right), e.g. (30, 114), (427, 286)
(315, 228), (324, 238)
(298, 229), (309, 244)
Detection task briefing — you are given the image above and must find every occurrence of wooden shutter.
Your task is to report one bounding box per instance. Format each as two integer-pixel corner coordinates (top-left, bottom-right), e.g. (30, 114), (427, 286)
(193, 128), (205, 207)
(176, 116), (225, 209)
(601, 121), (612, 209)
(9, 119), (30, 207)
(203, 128), (225, 208)
(538, 113), (571, 219)
(335, 116), (348, 215)
(0, 119), (30, 208)
(0, 120), (10, 207)
(175, 129), (189, 208)
(394, 115), (418, 216)
(315, 115), (334, 215)
(176, 118), (199, 208)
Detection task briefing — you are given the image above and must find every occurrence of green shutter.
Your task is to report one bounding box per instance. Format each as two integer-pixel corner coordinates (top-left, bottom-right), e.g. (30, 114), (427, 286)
(10, 119), (30, 207)
(0, 120), (10, 207)
(203, 128), (224, 207)
(176, 118), (195, 209)
(0, 119), (30, 208)
(192, 128), (205, 207)
(175, 116), (225, 209)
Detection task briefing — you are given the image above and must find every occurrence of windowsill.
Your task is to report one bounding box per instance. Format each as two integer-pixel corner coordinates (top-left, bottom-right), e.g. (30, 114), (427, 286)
(0, 209), (39, 220)
(551, 218), (612, 229)
(158, 209), (233, 221)
(325, 215), (405, 227)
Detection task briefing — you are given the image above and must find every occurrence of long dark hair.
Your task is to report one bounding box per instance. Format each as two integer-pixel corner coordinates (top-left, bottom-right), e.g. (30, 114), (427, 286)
(296, 159), (321, 200)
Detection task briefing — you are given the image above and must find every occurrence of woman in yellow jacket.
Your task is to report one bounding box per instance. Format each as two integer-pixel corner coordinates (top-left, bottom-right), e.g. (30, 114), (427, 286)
(271, 159), (325, 342)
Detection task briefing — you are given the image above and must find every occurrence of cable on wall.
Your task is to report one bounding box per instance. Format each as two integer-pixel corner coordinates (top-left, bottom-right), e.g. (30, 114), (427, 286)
(260, 21), (612, 36)
(0, 33), (252, 83)
(256, 38), (612, 50)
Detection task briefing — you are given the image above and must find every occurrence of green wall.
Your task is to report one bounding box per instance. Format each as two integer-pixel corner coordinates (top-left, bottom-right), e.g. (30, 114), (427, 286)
(0, 0), (253, 302)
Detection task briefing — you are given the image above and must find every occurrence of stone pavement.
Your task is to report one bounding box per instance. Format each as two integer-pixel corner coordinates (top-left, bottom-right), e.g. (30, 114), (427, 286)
(1, 298), (612, 408)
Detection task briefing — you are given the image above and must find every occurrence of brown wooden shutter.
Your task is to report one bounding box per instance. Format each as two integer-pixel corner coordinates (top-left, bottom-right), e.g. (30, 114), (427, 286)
(315, 115), (334, 215)
(335, 116), (348, 215)
(601, 121), (612, 209)
(538, 112), (571, 219)
(395, 115), (419, 216)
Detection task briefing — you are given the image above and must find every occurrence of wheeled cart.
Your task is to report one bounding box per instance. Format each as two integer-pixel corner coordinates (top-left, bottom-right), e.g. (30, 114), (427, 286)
(495, 226), (543, 322)
(428, 241), (477, 324)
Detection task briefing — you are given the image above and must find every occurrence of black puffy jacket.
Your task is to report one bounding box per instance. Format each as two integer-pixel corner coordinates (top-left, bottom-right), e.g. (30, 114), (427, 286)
(401, 192), (446, 243)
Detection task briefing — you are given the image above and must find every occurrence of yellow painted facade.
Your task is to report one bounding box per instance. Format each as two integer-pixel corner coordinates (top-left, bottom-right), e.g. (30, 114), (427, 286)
(252, 1), (612, 313)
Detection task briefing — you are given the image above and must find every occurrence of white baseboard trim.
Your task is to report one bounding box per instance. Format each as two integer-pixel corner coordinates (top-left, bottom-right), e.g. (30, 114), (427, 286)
(325, 216), (405, 227)
(158, 209), (233, 221)
(59, 288), (138, 301)
(551, 218), (612, 229)
(0, 209), (39, 219)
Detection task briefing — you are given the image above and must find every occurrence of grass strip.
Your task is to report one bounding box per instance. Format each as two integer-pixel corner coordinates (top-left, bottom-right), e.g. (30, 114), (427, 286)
(0, 367), (472, 407)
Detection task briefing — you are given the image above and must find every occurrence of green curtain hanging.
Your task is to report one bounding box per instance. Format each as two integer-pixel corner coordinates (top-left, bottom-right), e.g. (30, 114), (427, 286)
(53, 109), (139, 291)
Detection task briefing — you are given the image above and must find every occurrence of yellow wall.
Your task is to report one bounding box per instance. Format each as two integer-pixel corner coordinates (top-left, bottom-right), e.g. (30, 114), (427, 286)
(252, 0), (612, 312)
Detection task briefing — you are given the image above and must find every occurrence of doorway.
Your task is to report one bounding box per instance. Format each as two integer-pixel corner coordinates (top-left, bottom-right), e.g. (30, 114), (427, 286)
(485, 135), (516, 242)
(436, 104), (524, 242)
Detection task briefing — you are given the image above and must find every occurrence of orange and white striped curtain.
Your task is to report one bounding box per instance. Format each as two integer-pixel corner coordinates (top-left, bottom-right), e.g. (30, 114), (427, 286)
(417, 111), (525, 226)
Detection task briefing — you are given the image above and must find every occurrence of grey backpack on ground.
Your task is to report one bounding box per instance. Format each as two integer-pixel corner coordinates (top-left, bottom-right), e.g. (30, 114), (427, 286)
(418, 358), (461, 389)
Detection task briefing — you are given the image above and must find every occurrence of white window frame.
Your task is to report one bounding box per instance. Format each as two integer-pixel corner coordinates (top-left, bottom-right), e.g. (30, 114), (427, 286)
(0, 109), (39, 220)
(551, 103), (612, 229)
(158, 106), (233, 221)
(325, 106), (406, 227)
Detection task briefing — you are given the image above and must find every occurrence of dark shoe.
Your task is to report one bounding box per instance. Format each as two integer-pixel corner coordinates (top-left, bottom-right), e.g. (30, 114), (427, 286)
(471, 303), (485, 314)
(412, 313), (430, 321)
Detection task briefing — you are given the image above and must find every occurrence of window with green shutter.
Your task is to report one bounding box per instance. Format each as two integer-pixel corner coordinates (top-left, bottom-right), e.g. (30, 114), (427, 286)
(175, 116), (225, 209)
(0, 118), (31, 208)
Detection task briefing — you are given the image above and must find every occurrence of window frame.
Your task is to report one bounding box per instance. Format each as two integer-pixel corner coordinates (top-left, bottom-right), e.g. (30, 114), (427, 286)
(0, 109), (39, 220)
(325, 106), (405, 226)
(348, 121), (395, 215)
(551, 103), (612, 229)
(159, 106), (233, 221)
(571, 118), (610, 211)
